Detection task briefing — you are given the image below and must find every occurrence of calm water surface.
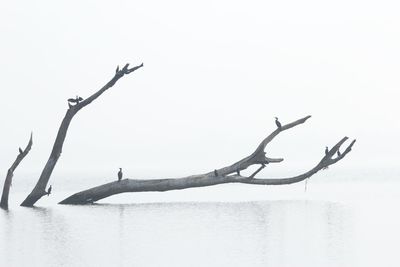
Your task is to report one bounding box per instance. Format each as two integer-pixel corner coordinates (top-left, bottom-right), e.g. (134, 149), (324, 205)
(1, 173), (399, 267)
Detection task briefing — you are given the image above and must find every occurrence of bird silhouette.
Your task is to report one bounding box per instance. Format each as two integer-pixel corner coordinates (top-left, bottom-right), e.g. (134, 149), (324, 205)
(275, 117), (282, 129)
(67, 96), (84, 105)
(47, 185), (52, 196)
(118, 168), (123, 181)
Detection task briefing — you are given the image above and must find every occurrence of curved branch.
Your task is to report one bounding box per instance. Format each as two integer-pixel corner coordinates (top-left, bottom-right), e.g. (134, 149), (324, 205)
(239, 137), (356, 185)
(211, 115), (311, 176)
(1, 133), (33, 209)
(21, 63), (143, 207)
(59, 116), (353, 205)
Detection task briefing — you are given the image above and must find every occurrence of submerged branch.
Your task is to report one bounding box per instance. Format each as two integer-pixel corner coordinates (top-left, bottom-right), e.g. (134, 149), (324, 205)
(60, 116), (355, 205)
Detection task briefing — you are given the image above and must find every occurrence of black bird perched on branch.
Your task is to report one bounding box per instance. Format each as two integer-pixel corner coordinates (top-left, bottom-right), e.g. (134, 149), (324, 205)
(275, 117), (282, 129)
(214, 169), (218, 177)
(47, 185), (52, 196)
(19, 147), (23, 154)
(68, 96), (84, 105)
(118, 168), (123, 182)
(323, 148), (330, 170)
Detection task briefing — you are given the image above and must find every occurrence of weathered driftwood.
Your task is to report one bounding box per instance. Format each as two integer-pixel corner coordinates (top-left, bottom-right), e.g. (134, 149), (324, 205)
(1, 133), (33, 209)
(60, 116), (356, 205)
(21, 63), (143, 207)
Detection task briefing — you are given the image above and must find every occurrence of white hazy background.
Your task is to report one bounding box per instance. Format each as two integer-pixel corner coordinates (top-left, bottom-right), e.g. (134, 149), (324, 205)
(0, 1), (399, 183)
(1, 2), (400, 267)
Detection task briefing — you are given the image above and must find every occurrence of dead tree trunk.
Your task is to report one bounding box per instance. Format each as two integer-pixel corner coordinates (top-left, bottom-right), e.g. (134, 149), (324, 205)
(60, 116), (356, 205)
(1, 133), (33, 209)
(21, 63), (143, 207)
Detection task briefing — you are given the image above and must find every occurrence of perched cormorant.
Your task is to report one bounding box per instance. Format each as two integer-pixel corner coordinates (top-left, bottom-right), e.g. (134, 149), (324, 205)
(19, 147), (23, 154)
(325, 146), (329, 156)
(214, 169), (218, 177)
(118, 168), (123, 181)
(275, 117), (282, 129)
(67, 96), (84, 105)
(337, 150), (341, 157)
(47, 185), (52, 196)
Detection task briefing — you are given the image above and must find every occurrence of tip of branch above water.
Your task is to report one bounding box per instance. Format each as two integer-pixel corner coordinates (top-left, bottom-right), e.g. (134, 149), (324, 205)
(115, 62), (144, 76)
(301, 115), (312, 122)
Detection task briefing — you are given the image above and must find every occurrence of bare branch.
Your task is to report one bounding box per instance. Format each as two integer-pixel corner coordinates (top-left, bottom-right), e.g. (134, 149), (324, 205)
(214, 115), (312, 176)
(21, 63), (143, 207)
(59, 116), (355, 205)
(75, 63), (143, 110)
(1, 133), (33, 209)
(239, 137), (356, 185)
(249, 164), (266, 178)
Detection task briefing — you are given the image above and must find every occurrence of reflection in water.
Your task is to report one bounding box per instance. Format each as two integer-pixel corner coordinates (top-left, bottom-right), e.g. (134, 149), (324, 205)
(0, 200), (353, 267)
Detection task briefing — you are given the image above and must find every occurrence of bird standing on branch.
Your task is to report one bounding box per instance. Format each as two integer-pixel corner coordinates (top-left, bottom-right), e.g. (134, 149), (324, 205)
(67, 96), (84, 106)
(118, 168), (123, 182)
(275, 117), (282, 129)
(47, 185), (52, 196)
(323, 146), (330, 170)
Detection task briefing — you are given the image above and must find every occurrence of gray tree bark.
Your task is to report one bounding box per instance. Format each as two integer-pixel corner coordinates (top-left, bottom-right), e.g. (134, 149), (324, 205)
(60, 116), (356, 205)
(21, 63), (143, 207)
(1, 133), (33, 209)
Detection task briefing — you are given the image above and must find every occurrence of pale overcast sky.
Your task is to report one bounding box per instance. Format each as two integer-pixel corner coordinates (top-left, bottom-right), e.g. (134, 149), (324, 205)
(0, 0), (399, 182)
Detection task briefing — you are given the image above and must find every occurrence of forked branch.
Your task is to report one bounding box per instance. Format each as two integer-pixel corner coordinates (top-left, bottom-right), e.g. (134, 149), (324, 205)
(239, 137), (356, 185)
(60, 116), (355, 205)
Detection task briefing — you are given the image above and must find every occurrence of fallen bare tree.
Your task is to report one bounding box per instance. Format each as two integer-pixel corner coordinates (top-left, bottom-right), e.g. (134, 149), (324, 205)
(21, 63), (143, 207)
(1, 133), (33, 210)
(60, 116), (356, 205)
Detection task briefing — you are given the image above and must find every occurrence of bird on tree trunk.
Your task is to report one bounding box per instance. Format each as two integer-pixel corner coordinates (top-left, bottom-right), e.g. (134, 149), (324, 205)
(275, 117), (282, 129)
(118, 168), (123, 182)
(47, 185), (52, 196)
(67, 96), (84, 106)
